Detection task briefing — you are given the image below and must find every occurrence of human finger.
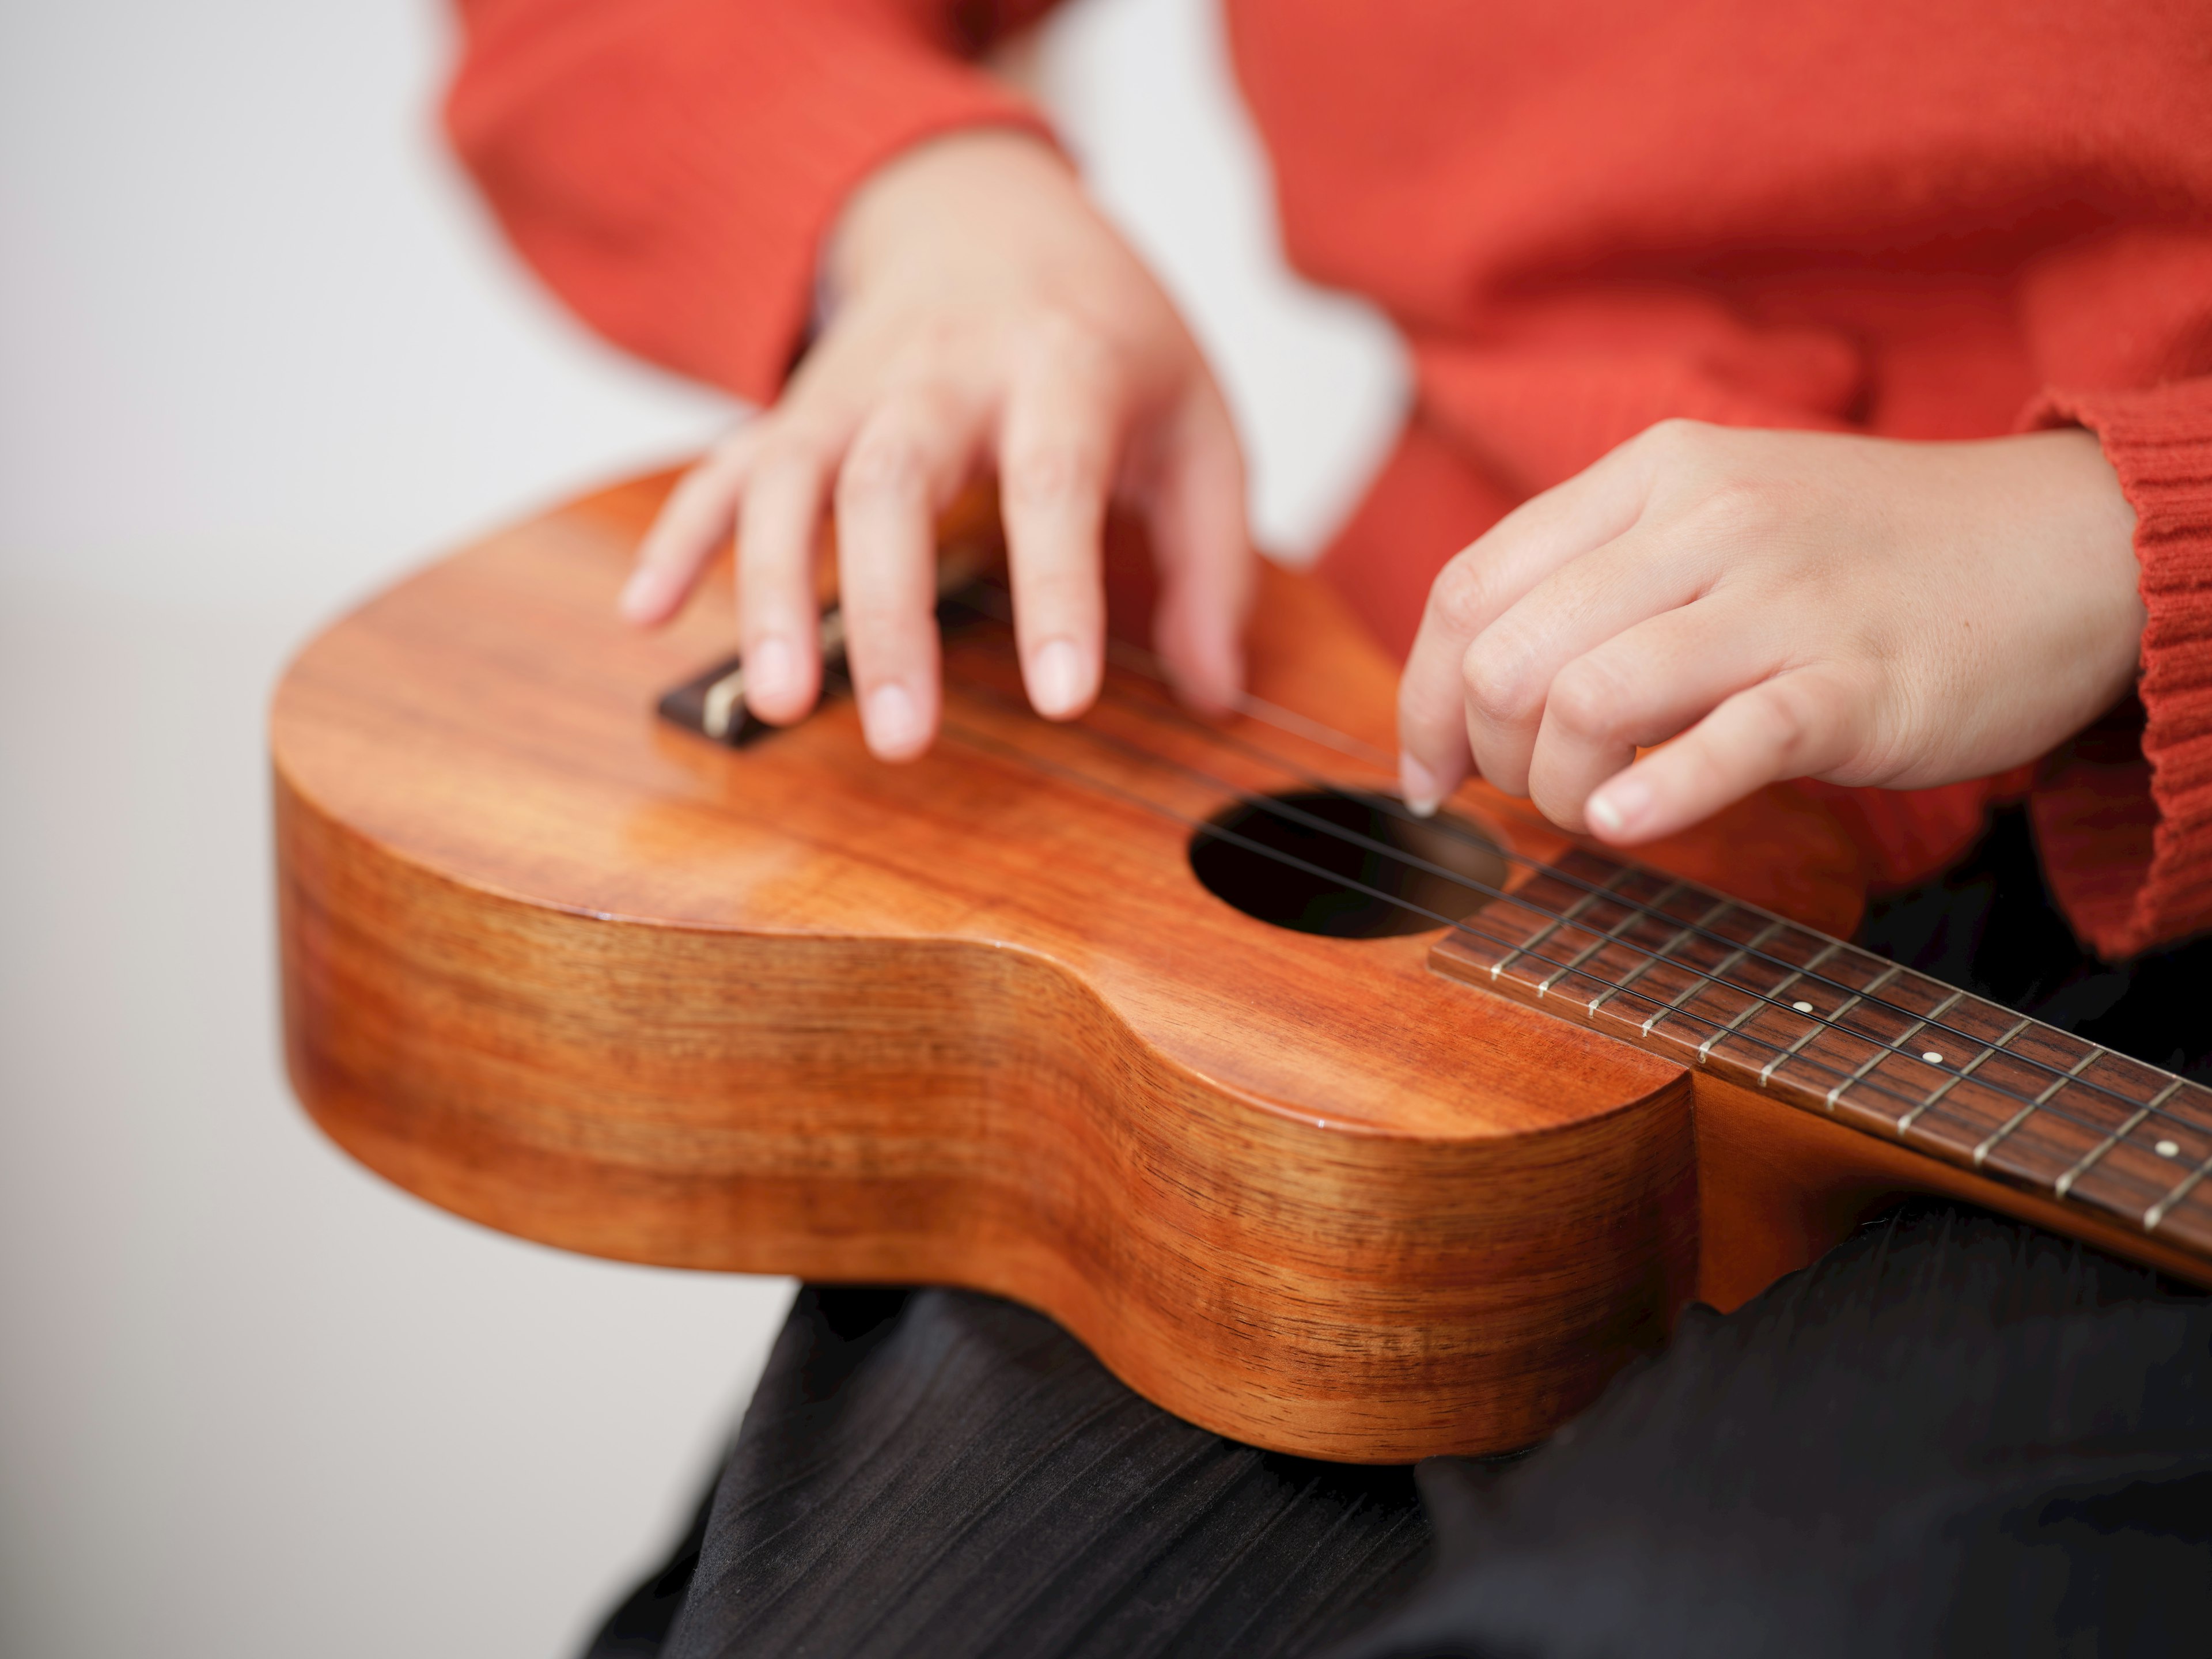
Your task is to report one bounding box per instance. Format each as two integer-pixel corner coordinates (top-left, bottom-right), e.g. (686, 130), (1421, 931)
(1141, 384), (1251, 711)
(729, 414), (849, 724)
(1520, 596), (1787, 832)
(834, 382), (990, 759)
(1582, 665), (1863, 845)
(1396, 440), (1656, 812)
(1457, 522), (1714, 798)
(619, 425), (763, 625)
(997, 329), (1120, 718)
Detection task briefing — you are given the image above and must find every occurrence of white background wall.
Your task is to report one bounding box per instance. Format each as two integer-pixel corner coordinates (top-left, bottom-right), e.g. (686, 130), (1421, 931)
(0, 3), (1402, 1655)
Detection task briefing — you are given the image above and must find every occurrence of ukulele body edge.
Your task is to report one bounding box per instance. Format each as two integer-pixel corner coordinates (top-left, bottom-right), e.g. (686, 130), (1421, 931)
(271, 469), (2211, 1461)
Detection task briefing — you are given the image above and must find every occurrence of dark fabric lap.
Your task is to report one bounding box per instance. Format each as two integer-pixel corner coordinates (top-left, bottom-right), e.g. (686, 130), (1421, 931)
(659, 1286), (1431, 1659)
(608, 1205), (2210, 1659)
(1340, 1200), (2212, 1659)
(588, 810), (2212, 1658)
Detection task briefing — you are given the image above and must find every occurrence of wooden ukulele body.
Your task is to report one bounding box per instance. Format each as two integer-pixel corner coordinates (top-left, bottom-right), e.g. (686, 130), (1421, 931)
(272, 474), (2206, 1461)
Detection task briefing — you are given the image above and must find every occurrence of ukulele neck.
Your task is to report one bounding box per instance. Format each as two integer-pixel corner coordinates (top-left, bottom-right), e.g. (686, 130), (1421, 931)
(1430, 847), (2212, 1258)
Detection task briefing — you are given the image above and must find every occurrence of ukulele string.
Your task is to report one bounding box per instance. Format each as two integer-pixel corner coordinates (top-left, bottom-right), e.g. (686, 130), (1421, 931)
(915, 657), (2188, 1166)
(965, 585), (2105, 1105)
(949, 592), (2192, 1134)
(1085, 665), (2200, 1133)
(1107, 659), (2156, 1119)
(914, 696), (2112, 1154)
(911, 628), (2194, 1168)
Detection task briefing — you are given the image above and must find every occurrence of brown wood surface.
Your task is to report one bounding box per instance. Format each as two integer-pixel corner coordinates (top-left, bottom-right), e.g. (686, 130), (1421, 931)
(271, 471), (2207, 1463)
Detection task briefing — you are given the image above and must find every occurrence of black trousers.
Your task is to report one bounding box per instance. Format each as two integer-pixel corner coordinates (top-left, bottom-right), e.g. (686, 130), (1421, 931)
(588, 813), (2212, 1658)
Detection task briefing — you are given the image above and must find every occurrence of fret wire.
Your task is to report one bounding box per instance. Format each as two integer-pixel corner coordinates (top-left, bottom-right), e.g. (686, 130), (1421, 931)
(2146, 1149), (2212, 1233)
(1537, 880), (1685, 994)
(1895, 1017), (2032, 1133)
(2035, 1046), (2103, 1104)
(940, 656), (2211, 1158)
(1891, 989), (1967, 1055)
(1823, 988), (1964, 1109)
(1639, 916), (1783, 1039)
(1752, 939), (1842, 1009)
(1759, 1024), (1826, 1085)
(2054, 1106), (2157, 1199)
(1974, 1105), (2044, 1168)
(1687, 921), (1790, 1056)
(1490, 867), (1631, 979)
(1690, 925), (1796, 1052)
(2053, 1077), (2184, 1200)
(1746, 942), (1846, 1081)
(1773, 964), (1905, 1090)
(1587, 898), (1734, 1016)
(1977, 1043), (2108, 1166)
(1068, 642), (2194, 1124)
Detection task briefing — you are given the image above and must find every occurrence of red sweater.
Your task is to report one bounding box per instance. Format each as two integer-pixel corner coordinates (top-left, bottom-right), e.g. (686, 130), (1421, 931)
(446, 0), (2212, 959)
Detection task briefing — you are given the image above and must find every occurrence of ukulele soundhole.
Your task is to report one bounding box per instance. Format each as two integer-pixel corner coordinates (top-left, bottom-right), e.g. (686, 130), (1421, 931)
(1189, 791), (1504, 939)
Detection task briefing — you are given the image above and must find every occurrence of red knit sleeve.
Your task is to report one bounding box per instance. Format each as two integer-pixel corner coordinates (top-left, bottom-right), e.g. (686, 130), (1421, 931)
(2024, 377), (2212, 959)
(445, 0), (1059, 404)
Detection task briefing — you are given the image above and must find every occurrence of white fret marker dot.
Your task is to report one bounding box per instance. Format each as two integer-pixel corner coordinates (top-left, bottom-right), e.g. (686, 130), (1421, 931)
(2157, 1139), (2181, 1159)
(1793, 1001), (1814, 1014)
(1922, 1051), (1944, 1065)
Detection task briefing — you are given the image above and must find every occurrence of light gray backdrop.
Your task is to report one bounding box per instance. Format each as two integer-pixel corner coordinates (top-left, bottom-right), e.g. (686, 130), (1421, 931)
(0, 2), (1403, 1654)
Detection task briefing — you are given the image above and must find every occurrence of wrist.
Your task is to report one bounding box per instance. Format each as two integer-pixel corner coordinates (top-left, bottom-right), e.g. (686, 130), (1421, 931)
(2039, 426), (2147, 684)
(824, 127), (1075, 312)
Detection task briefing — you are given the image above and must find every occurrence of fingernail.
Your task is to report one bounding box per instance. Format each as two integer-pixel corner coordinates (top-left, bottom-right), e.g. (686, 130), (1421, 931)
(747, 636), (795, 706)
(1029, 638), (1086, 718)
(1400, 752), (1441, 817)
(617, 567), (662, 622)
(1588, 774), (1650, 837)
(864, 681), (922, 756)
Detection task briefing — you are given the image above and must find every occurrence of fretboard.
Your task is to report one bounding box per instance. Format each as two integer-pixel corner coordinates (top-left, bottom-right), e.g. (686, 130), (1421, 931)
(1431, 850), (2212, 1260)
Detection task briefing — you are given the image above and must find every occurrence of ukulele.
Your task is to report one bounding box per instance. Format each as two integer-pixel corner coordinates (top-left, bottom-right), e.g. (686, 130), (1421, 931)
(272, 470), (2212, 1461)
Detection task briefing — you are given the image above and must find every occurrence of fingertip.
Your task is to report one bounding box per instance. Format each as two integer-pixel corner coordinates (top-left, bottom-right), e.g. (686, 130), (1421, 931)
(740, 634), (822, 726)
(1171, 631), (1243, 715)
(861, 680), (932, 762)
(1399, 751), (1443, 817)
(618, 566), (676, 626)
(1027, 637), (1096, 721)
(1584, 771), (1653, 842)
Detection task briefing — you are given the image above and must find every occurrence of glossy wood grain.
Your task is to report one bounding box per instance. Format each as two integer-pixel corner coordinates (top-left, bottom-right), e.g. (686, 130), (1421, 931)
(272, 471), (2206, 1462)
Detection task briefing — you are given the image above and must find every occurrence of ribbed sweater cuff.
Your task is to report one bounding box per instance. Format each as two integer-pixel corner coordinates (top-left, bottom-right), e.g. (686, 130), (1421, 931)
(448, 0), (1055, 403)
(2024, 377), (2212, 959)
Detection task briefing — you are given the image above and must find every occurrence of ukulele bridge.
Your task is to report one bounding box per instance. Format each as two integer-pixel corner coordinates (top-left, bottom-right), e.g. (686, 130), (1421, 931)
(657, 553), (991, 745)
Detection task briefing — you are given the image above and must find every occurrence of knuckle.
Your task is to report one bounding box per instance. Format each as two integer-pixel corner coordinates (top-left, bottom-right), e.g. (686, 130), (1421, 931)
(837, 431), (927, 504)
(1024, 308), (1116, 376)
(1635, 416), (1709, 460)
(1683, 476), (1780, 543)
(1462, 643), (1536, 730)
(1429, 557), (1497, 639)
(702, 424), (757, 472)
(1001, 444), (1098, 514)
(895, 313), (967, 373)
(1547, 657), (1630, 740)
(1674, 736), (1736, 804)
(1749, 679), (1827, 764)
(835, 583), (931, 648)
(755, 422), (835, 481)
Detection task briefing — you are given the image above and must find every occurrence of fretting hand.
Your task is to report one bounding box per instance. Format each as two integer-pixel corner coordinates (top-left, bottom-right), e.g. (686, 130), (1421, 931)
(1396, 421), (2145, 843)
(618, 130), (1250, 760)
